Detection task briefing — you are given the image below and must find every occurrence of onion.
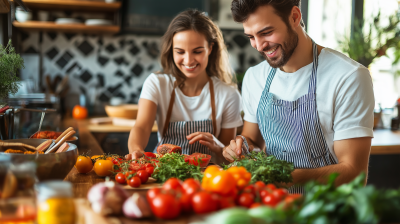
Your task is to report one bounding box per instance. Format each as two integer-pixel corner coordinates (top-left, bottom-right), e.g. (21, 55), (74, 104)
(87, 181), (129, 216)
(123, 193), (152, 218)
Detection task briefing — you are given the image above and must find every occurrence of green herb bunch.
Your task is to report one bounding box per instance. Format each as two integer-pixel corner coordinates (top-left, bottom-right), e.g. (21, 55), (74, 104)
(152, 153), (203, 183)
(0, 40), (24, 101)
(294, 173), (400, 224)
(225, 151), (294, 184)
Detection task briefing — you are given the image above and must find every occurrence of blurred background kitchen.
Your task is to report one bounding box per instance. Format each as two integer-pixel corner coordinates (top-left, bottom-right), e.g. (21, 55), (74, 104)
(1, 0), (400, 188)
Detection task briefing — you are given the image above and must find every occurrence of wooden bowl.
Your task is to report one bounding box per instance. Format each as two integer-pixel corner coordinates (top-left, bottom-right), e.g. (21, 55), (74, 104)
(105, 104), (138, 119)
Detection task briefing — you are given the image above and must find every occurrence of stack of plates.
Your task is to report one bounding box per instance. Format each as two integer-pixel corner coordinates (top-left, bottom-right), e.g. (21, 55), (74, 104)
(85, 19), (113, 26)
(55, 18), (83, 24)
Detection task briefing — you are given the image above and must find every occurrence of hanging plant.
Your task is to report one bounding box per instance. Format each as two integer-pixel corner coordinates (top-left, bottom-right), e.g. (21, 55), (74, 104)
(0, 40), (24, 107)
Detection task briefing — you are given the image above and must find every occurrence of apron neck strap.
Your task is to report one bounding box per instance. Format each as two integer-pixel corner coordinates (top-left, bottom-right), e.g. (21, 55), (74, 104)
(162, 76), (217, 137)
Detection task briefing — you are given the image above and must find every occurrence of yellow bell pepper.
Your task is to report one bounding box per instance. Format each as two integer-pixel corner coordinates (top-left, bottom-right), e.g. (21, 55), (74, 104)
(202, 166), (236, 195)
(227, 166), (252, 189)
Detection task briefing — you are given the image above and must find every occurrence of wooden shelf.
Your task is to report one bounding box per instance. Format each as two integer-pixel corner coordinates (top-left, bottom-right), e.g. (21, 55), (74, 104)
(13, 21), (120, 34)
(0, 0), (10, 13)
(11, 0), (121, 12)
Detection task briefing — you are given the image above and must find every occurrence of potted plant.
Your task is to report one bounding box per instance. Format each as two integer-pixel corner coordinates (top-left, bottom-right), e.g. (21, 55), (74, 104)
(0, 40), (24, 110)
(339, 11), (400, 128)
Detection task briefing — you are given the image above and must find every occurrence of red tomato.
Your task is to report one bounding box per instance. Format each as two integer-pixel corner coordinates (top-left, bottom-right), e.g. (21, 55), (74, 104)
(191, 191), (219, 214)
(243, 185), (255, 195)
(136, 170), (149, 184)
(147, 188), (162, 202)
(254, 181), (265, 191)
(180, 193), (193, 213)
(222, 186), (238, 198)
(262, 194), (280, 207)
(144, 152), (157, 158)
(128, 176), (141, 188)
(115, 173), (126, 185)
(150, 194), (181, 219)
(284, 194), (302, 204)
(163, 178), (183, 191)
(145, 163), (154, 168)
(237, 193), (254, 208)
(260, 189), (270, 198)
(273, 188), (288, 199)
(219, 197), (236, 209)
(129, 163), (146, 171)
(182, 178), (201, 196)
(146, 167), (155, 175)
(250, 202), (262, 209)
(265, 183), (277, 191)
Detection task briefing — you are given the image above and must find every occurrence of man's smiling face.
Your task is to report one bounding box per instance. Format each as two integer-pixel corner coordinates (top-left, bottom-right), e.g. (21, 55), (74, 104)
(243, 4), (299, 68)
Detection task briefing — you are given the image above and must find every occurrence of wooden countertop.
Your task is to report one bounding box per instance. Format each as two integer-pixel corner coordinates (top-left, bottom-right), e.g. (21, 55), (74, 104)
(371, 129), (400, 154)
(87, 118), (158, 133)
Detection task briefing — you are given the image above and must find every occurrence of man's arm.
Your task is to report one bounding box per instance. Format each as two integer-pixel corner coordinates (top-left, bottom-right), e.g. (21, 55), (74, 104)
(223, 121), (265, 161)
(291, 137), (371, 186)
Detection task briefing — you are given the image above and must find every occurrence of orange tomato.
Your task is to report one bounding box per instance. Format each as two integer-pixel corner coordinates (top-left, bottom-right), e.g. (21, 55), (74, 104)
(75, 155), (93, 174)
(72, 105), (88, 120)
(93, 159), (114, 177)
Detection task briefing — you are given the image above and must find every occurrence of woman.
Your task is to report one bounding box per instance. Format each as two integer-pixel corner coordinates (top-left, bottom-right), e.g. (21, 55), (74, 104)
(126, 9), (242, 163)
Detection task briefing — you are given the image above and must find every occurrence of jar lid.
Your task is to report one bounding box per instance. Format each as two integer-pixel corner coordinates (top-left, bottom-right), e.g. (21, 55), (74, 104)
(36, 181), (73, 201)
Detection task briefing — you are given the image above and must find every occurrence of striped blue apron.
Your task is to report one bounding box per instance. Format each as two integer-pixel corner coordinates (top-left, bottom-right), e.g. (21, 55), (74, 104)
(256, 42), (337, 194)
(154, 77), (217, 155)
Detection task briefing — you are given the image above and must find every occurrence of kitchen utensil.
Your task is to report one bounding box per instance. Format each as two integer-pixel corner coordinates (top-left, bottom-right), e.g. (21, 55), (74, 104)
(0, 141), (36, 151)
(55, 142), (69, 153)
(55, 75), (69, 96)
(45, 75), (54, 94)
(36, 139), (52, 152)
(46, 130), (76, 154)
(0, 139), (78, 181)
(45, 127), (73, 150)
(28, 111), (46, 139)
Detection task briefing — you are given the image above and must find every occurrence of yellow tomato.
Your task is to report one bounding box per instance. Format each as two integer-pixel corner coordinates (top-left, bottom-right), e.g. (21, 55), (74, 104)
(75, 156), (93, 174)
(38, 198), (76, 224)
(93, 159), (114, 177)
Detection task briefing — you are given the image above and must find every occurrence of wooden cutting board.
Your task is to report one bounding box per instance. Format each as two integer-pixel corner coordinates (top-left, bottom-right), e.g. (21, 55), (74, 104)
(122, 177), (161, 190)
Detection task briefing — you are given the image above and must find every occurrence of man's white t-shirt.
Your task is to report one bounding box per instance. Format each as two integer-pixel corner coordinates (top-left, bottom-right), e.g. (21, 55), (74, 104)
(242, 48), (375, 162)
(140, 74), (243, 141)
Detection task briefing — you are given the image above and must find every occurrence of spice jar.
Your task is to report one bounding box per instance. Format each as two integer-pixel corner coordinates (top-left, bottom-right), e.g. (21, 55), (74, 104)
(36, 181), (76, 224)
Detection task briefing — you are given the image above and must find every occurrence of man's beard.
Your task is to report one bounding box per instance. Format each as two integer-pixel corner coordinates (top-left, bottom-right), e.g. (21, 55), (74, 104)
(260, 26), (298, 68)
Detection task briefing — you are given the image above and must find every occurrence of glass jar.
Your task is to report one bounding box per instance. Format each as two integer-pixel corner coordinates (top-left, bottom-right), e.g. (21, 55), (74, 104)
(36, 181), (76, 224)
(0, 160), (37, 224)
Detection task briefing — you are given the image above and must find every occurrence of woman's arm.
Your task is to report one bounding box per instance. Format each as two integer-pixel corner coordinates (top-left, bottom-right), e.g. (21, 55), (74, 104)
(127, 98), (157, 159)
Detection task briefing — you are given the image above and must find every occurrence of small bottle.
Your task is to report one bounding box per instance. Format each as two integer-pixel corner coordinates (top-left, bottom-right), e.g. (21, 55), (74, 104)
(36, 181), (76, 224)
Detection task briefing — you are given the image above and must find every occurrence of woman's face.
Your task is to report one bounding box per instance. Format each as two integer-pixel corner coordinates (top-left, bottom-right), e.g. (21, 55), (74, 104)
(172, 30), (212, 79)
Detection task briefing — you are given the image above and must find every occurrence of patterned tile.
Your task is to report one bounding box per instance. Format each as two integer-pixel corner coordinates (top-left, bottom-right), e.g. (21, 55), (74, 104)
(105, 44), (116, 53)
(131, 63), (144, 77)
(233, 34), (249, 48)
(24, 47), (38, 54)
(115, 70), (124, 77)
(99, 92), (111, 102)
(97, 74), (105, 87)
(46, 47), (59, 60)
(129, 45), (140, 56)
(98, 56), (109, 66)
(64, 33), (76, 41)
(77, 40), (94, 56)
(79, 70), (93, 83)
(47, 32), (57, 41)
(66, 62), (81, 74)
(107, 83), (122, 95)
(55, 51), (74, 69)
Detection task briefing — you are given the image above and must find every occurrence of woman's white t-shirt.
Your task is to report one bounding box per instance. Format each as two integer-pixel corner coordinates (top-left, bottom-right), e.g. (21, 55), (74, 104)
(242, 48), (375, 162)
(140, 74), (243, 141)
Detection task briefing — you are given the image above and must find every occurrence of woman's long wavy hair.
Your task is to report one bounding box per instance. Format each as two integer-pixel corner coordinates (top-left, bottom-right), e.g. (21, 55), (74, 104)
(158, 9), (235, 87)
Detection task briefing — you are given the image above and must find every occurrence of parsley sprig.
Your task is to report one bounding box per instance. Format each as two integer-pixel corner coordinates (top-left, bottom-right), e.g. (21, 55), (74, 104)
(225, 151), (294, 184)
(152, 153), (203, 183)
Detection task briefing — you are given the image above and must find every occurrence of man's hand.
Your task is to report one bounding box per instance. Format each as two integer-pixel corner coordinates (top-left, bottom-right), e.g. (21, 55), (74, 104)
(125, 150), (145, 160)
(222, 136), (244, 162)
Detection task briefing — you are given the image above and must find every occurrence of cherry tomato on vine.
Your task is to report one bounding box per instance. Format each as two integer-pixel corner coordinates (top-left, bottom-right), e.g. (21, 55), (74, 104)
(115, 173), (126, 185)
(128, 176), (141, 188)
(237, 193), (254, 208)
(136, 170), (149, 184)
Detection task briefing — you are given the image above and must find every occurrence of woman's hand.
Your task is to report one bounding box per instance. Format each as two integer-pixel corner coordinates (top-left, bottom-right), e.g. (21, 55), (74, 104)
(125, 150), (145, 160)
(222, 136), (243, 162)
(186, 132), (225, 153)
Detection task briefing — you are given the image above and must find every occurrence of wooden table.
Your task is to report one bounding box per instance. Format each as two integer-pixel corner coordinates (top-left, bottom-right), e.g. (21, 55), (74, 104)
(371, 129), (400, 154)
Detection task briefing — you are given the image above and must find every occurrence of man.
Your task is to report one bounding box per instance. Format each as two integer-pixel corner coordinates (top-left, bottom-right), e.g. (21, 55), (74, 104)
(223, 0), (374, 193)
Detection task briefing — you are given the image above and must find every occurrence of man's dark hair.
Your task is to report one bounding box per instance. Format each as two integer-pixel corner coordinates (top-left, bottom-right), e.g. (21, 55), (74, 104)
(231, 0), (305, 28)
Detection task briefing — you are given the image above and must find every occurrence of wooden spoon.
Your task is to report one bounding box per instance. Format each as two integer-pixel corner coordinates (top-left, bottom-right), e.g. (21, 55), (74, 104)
(0, 142), (36, 151)
(46, 130), (76, 154)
